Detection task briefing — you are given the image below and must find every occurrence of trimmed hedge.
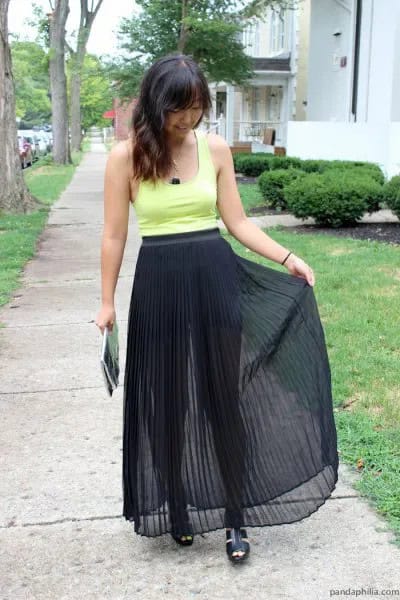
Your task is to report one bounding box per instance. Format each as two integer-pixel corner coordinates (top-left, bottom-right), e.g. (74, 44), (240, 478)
(258, 168), (305, 210)
(383, 175), (400, 219)
(326, 161), (385, 185)
(388, 192), (400, 220)
(298, 159), (333, 173)
(383, 175), (400, 211)
(234, 153), (385, 184)
(284, 168), (383, 227)
(234, 153), (302, 176)
(233, 153), (272, 175)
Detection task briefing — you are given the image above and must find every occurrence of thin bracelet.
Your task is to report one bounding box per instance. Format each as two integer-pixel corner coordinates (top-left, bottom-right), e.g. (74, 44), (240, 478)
(281, 251), (292, 265)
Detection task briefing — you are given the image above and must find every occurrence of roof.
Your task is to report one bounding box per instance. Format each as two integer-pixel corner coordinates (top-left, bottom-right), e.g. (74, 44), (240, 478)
(251, 53), (291, 72)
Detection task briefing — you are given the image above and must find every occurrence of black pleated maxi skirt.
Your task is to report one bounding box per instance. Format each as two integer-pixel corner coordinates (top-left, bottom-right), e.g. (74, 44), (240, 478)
(122, 226), (339, 537)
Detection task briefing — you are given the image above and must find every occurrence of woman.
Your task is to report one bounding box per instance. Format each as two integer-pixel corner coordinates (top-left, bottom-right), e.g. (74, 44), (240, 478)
(95, 53), (339, 563)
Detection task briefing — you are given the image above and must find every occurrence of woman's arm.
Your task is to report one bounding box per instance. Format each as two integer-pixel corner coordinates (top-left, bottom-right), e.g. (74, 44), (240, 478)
(100, 141), (131, 306)
(212, 135), (315, 286)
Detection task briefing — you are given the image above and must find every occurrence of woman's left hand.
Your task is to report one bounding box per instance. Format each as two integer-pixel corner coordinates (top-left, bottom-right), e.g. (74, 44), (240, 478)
(284, 254), (315, 287)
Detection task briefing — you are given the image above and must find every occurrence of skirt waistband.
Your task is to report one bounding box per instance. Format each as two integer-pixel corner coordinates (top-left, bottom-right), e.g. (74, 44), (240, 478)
(141, 227), (222, 246)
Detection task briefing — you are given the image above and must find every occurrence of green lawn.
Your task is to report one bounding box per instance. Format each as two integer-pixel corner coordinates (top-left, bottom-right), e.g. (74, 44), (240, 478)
(237, 181), (265, 211)
(0, 148), (84, 309)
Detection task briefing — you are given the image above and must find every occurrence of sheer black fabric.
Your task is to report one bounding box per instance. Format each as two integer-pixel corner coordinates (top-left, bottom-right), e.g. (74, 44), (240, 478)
(122, 227), (339, 537)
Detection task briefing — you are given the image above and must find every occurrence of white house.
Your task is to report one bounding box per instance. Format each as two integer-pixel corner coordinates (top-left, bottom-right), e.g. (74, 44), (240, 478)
(204, 3), (310, 151)
(287, 0), (400, 177)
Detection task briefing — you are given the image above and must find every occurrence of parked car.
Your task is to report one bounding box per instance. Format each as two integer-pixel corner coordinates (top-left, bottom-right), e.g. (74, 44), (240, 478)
(40, 131), (53, 152)
(18, 130), (48, 160)
(18, 136), (33, 169)
(30, 133), (48, 158)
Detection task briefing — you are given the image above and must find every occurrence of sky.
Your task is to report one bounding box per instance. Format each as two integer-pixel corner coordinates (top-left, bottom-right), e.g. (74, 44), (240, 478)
(8, 0), (139, 57)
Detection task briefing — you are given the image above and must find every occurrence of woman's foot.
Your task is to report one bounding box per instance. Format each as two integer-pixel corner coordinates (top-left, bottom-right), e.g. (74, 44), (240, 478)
(171, 517), (194, 546)
(171, 532), (194, 546)
(226, 528), (250, 562)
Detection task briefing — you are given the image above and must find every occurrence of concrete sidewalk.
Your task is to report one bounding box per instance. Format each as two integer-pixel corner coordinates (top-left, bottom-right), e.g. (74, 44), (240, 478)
(0, 147), (399, 600)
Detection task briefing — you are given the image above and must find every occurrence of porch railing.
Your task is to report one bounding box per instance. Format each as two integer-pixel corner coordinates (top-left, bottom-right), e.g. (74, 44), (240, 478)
(234, 120), (284, 144)
(201, 117), (285, 145)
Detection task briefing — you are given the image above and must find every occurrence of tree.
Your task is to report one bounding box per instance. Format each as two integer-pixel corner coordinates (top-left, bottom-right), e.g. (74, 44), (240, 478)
(68, 53), (113, 131)
(68, 0), (104, 152)
(11, 41), (51, 126)
(48, 0), (71, 164)
(107, 0), (254, 101)
(0, 0), (41, 213)
(107, 0), (299, 101)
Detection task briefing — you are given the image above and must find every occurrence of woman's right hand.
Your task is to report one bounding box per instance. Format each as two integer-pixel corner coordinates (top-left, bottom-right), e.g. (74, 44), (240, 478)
(95, 303), (116, 334)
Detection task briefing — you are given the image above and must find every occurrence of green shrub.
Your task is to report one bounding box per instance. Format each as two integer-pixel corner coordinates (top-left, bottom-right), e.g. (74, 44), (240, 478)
(387, 191), (400, 219)
(299, 159), (332, 173)
(233, 152), (272, 174)
(232, 152), (251, 173)
(234, 154), (273, 176)
(327, 168), (383, 212)
(299, 159), (384, 183)
(326, 161), (385, 185)
(284, 169), (383, 227)
(267, 156), (303, 171)
(257, 168), (305, 210)
(382, 175), (400, 209)
(233, 152), (385, 185)
(233, 153), (301, 176)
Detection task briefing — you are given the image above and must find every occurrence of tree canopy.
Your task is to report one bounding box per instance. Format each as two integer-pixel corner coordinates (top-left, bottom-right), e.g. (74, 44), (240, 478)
(106, 0), (298, 101)
(67, 54), (114, 130)
(11, 41), (51, 126)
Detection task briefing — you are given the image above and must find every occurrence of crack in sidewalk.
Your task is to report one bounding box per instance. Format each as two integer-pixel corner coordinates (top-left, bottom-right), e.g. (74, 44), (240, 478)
(0, 495), (358, 529)
(0, 383), (123, 397)
(1, 514), (122, 529)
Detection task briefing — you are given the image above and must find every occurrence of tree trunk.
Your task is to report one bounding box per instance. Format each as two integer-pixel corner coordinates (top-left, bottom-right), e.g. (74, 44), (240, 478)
(49, 0), (71, 164)
(177, 0), (190, 52)
(70, 0), (104, 152)
(0, 0), (41, 213)
(70, 65), (83, 152)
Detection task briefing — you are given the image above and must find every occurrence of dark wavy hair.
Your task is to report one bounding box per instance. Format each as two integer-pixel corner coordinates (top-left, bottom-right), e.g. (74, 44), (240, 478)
(131, 53), (213, 184)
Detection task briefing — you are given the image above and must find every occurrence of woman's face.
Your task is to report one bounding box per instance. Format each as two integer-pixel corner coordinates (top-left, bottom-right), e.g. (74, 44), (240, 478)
(164, 101), (203, 138)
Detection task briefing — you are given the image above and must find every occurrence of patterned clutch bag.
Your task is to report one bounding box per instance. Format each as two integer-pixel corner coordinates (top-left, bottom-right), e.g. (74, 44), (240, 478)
(100, 321), (120, 397)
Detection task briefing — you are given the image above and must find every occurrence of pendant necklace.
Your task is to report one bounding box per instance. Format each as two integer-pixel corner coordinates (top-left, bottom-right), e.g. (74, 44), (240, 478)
(170, 156), (181, 185)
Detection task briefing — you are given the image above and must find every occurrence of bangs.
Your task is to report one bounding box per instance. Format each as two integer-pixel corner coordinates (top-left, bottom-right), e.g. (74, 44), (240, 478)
(163, 68), (208, 112)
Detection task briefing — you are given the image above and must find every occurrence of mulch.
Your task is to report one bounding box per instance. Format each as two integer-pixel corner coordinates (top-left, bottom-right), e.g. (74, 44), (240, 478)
(246, 205), (400, 245)
(285, 222), (400, 245)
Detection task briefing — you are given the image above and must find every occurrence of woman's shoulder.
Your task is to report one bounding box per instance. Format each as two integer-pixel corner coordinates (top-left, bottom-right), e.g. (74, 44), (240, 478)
(106, 138), (135, 179)
(203, 131), (230, 151)
(108, 138), (132, 163)
(202, 131), (231, 176)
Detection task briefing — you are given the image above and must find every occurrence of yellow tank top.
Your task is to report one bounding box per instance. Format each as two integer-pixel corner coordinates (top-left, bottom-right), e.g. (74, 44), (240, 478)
(132, 128), (218, 236)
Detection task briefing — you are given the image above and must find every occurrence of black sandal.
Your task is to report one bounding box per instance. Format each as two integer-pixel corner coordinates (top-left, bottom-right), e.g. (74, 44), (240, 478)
(226, 528), (250, 562)
(171, 531), (194, 546)
(171, 514), (194, 546)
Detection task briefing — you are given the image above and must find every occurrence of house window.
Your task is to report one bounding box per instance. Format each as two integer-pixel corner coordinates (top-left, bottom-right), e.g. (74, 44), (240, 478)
(254, 21), (260, 56)
(243, 20), (260, 56)
(270, 9), (287, 53)
(243, 24), (253, 52)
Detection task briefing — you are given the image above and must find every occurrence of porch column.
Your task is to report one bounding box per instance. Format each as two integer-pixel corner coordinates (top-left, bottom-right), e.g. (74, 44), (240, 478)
(280, 83), (289, 147)
(226, 84), (235, 145)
